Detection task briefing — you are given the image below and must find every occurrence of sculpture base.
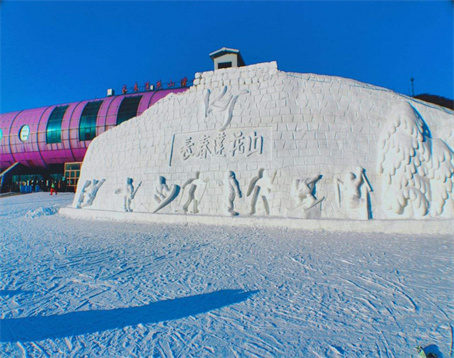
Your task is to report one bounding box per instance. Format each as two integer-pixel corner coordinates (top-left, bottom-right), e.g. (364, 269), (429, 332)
(59, 207), (452, 235)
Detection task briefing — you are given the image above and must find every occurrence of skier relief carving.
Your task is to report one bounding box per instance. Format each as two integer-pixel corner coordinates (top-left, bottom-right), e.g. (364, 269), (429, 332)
(76, 178), (106, 208)
(180, 171), (210, 214)
(75, 180), (91, 208)
(153, 176), (180, 213)
(223, 171), (242, 216)
(203, 86), (248, 131)
(124, 177), (142, 212)
(335, 167), (372, 220)
(378, 102), (454, 218)
(288, 175), (324, 218)
(247, 168), (277, 216)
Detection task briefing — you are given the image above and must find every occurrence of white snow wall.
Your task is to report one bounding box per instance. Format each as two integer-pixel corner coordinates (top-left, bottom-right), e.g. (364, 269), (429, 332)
(74, 62), (454, 220)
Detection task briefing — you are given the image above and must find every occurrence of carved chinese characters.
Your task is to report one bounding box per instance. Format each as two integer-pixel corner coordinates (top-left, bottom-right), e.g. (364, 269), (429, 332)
(170, 128), (270, 166)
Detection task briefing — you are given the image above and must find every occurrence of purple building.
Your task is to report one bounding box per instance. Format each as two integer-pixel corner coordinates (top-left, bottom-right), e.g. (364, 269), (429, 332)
(0, 86), (188, 192)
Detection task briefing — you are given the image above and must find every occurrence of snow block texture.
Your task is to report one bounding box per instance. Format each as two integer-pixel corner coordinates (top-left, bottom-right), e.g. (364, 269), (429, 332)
(73, 62), (454, 220)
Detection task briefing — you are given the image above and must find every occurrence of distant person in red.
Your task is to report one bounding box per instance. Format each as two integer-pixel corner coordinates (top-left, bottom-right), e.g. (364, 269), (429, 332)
(50, 182), (57, 195)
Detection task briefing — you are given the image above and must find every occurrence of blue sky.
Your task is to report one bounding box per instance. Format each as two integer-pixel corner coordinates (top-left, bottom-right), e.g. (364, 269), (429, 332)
(1, 1), (453, 113)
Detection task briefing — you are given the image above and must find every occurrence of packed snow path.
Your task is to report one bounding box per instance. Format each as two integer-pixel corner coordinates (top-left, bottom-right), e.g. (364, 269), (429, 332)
(1, 193), (452, 357)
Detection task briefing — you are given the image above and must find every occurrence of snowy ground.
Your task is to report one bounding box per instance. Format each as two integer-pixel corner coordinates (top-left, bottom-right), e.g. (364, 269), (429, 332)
(0, 193), (452, 357)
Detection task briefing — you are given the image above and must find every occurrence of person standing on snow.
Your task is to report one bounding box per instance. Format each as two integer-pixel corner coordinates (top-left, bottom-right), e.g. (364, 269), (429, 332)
(50, 182), (57, 195)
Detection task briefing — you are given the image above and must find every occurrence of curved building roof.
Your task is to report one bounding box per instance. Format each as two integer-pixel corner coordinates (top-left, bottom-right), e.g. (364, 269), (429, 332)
(0, 88), (188, 170)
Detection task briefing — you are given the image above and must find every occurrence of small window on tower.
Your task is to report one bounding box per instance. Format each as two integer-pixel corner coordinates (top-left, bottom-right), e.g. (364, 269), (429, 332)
(218, 62), (232, 69)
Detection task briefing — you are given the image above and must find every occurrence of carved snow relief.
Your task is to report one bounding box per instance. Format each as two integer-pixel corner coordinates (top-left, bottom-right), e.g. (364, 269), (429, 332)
(180, 172), (210, 214)
(378, 102), (454, 219)
(153, 176), (180, 213)
(124, 177), (142, 212)
(223, 171), (242, 216)
(247, 169), (277, 216)
(203, 86), (249, 131)
(72, 63), (454, 222)
(335, 168), (372, 220)
(288, 175), (324, 219)
(170, 128), (271, 166)
(75, 179), (106, 208)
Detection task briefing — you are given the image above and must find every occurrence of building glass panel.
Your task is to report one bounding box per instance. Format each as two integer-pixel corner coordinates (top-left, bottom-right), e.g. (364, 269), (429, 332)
(79, 101), (102, 141)
(46, 105), (69, 144)
(116, 96), (142, 125)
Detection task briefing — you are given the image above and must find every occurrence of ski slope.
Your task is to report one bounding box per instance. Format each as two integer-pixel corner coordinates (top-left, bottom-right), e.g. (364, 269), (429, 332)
(1, 193), (452, 357)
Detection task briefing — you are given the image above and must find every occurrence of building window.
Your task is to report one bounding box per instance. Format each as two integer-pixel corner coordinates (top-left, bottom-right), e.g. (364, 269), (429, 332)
(116, 96), (142, 125)
(46, 105), (69, 144)
(19, 125), (30, 142)
(79, 101), (102, 141)
(218, 62), (232, 69)
(64, 162), (82, 192)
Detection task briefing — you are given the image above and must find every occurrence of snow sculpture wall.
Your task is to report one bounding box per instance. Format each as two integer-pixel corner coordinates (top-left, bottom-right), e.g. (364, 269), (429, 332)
(73, 62), (454, 220)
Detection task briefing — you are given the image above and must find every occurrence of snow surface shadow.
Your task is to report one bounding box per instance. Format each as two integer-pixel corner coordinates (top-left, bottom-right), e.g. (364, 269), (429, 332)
(0, 289), (257, 342)
(422, 344), (444, 358)
(0, 289), (33, 297)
